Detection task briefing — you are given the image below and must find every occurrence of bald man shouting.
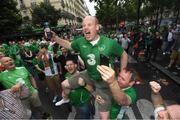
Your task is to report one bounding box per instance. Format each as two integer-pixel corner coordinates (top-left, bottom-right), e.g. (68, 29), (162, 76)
(53, 16), (128, 119)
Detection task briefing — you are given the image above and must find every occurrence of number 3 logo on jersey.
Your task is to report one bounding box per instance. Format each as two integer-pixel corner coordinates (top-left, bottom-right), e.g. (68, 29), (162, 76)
(87, 54), (96, 65)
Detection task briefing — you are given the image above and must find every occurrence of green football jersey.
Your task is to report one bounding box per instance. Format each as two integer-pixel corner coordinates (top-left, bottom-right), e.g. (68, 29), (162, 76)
(64, 72), (72, 79)
(32, 57), (44, 73)
(65, 72), (91, 107)
(0, 67), (37, 94)
(110, 87), (137, 119)
(9, 44), (19, 57)
(2, 44), (10, 56)
(30, 42), (39, 54)
(69, 87), (91, 106)
(71, 35), (124, 81)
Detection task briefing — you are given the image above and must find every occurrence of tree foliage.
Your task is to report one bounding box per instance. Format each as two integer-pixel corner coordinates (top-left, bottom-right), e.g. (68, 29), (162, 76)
(32, 2), (60, 27)
(95, 0), (117, 28)
(0, 0), (22, 37)
(171, 0), (180, 24)
(93, 0), (138, 29)
(90, 0), (179, 29)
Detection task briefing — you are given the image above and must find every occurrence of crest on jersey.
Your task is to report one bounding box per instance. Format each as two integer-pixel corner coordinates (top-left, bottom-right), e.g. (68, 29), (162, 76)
(98, 45), (105, 51)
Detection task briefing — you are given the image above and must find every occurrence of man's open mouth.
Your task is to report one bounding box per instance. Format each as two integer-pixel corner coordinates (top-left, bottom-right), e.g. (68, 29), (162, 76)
(85, 32), (91, 35)
(9, 63), (14, 66)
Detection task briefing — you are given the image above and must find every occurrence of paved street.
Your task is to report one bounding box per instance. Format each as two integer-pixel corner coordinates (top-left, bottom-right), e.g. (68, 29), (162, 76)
(1, 0), (179, 119)
(36, 55), (180, 119)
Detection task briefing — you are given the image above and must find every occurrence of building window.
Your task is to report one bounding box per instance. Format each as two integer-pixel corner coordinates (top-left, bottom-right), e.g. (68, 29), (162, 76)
(44, 0), (49, 3)
(31, 2), (36, 9)
(19, 0), (26, 9)
(60, 0), (65, 8)
(23, 16), (30, 21)
(19, 0), (24, 4)
(23, 10), (27, 15)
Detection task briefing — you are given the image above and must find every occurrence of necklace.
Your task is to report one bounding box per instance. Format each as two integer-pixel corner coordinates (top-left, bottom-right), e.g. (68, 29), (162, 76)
(24, 51), (32, 57)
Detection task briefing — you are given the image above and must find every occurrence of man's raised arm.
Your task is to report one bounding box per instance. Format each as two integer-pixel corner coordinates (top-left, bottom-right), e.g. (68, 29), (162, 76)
(51, 32), (71, 49)
(149, 81), (164, 108)
(97, 65), (132, 105)
(120, 51), (128, 71)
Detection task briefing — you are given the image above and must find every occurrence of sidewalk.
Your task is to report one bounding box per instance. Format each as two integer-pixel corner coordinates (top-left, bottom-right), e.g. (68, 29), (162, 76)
(149, 51), (180, 85)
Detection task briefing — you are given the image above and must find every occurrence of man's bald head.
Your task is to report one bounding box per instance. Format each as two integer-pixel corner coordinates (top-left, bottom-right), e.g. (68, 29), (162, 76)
(83, 16), (99, 25)
(0, 57), (11, 64)
(82, 16), (100, 41)
(0, 57), (15, 70)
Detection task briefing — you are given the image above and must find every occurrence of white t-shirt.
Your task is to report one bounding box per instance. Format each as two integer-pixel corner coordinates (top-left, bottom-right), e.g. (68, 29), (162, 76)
(42, 53), (58, 76)
(167, 32), (173, 42)
(119, 38), (131, 49)
(90, 36), (100, 46)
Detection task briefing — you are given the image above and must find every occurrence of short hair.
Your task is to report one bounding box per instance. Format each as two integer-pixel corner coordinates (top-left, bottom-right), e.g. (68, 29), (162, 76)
(40, 44), (48, 49)
(65, 57), (77, 64)
(122, 67), (136, 81)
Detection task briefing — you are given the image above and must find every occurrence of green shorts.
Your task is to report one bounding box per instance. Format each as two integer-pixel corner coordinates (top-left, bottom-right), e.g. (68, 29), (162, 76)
(68, 70), (112, 112)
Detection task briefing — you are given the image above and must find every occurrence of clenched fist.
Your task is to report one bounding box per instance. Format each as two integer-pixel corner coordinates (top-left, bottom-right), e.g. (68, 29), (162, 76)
(149, 81), (161, 93)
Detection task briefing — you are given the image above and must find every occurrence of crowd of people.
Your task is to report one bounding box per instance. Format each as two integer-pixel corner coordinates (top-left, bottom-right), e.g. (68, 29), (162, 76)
(0, 15), (179, 119)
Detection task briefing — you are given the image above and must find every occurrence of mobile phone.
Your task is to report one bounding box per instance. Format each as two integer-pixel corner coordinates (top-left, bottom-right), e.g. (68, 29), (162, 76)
(100, 54), (109, 66)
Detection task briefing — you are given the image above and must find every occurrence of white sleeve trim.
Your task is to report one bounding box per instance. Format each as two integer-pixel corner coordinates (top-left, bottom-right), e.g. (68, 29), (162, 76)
(154, 106), (165, 119)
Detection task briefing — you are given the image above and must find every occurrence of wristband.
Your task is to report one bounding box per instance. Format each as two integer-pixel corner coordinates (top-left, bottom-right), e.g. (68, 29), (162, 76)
(154, 106), (165, 119)
(17, 78), (25, 86)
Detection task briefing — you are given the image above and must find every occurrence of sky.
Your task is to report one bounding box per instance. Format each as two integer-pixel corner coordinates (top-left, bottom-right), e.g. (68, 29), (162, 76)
(84, 0), (96, 16)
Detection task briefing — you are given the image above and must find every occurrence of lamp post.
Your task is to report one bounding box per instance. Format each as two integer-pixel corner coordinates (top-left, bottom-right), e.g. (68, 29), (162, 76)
(137, 0), (141, 28)
(116, 0), (125, 30)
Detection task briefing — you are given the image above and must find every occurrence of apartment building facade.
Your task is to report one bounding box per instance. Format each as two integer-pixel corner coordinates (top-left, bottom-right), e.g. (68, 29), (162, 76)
(16, 0), (90, 26)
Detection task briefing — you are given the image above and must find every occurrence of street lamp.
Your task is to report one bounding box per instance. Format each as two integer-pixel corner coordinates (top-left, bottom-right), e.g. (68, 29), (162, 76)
(116, 0), (125, 29)
(137, 0), (142, 28)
